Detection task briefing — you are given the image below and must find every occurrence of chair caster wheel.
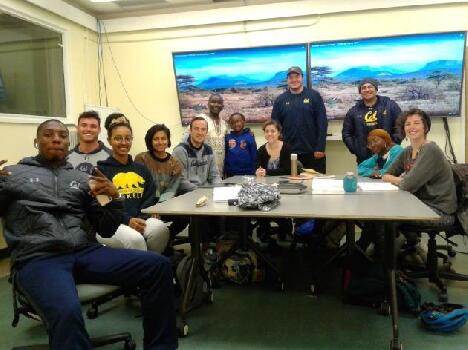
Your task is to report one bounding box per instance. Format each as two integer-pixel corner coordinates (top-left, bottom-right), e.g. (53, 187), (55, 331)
(310, 284), (318, 295)
(86, 307), (98, 319)
(378, 301), (391, 316)
(390, 339), (402, 350)
(124, 339), (136, 350)
(207, 291), (214, 304)
(178, 323), (189, 337)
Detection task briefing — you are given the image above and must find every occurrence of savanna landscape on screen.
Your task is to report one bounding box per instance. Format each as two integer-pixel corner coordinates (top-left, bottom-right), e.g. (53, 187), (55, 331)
(173, 32), (466, 124)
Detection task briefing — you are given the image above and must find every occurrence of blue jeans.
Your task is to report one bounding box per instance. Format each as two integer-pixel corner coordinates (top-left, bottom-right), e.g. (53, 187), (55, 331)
(15, 245), (177, 350)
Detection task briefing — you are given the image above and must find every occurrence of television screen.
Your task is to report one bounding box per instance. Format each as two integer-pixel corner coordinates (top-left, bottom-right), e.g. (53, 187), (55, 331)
(172, 44), (307, 125)
(309, 31), (466, 120)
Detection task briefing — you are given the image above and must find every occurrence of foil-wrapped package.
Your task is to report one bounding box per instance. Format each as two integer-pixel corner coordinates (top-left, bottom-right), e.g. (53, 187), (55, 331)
(237, 182), (280, 211)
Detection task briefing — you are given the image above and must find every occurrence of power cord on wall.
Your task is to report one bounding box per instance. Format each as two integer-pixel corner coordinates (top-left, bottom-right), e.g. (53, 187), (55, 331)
(98, 20), (156, 125)
(442, 117), (457, 164)
(97, 20), (109, 107)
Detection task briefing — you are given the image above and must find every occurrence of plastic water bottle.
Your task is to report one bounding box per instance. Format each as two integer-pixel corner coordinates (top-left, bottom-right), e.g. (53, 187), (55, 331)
(343, 172), (358, 193)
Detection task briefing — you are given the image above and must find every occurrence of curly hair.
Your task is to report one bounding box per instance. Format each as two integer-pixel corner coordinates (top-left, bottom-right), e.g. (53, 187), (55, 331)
(144, 124), (171, 151)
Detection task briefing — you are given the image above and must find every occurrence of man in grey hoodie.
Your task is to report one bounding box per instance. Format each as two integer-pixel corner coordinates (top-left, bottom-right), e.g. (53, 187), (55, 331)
(173, 116), (221, 192)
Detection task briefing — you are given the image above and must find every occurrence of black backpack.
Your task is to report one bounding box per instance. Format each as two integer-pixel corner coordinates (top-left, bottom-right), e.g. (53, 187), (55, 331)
(451, 163), (468, 235)
(170, 252), (213, 313)
(343, 257), (421, 315)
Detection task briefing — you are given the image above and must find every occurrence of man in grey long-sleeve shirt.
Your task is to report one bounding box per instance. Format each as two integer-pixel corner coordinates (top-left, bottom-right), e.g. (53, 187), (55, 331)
(173, 116), (221, 193)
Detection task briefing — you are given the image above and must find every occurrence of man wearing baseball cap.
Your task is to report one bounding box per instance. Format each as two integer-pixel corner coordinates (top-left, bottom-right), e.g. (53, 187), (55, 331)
(342, 78), (402, 163)
(271, 66), (328, 173)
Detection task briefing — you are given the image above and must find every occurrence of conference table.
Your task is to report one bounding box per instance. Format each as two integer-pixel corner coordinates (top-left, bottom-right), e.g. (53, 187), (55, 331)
(143, 176), (439, 349)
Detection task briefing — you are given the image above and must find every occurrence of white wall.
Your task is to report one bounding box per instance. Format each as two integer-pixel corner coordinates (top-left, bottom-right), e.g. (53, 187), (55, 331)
(0, 0), (99, 163)
(0, 1), (466, 175)
(99, 3), (467, 174)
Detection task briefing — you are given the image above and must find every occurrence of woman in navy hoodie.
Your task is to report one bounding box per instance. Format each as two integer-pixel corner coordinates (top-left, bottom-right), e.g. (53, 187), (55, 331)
(97, 119), (169, 253)
(224, 112), (257, 178)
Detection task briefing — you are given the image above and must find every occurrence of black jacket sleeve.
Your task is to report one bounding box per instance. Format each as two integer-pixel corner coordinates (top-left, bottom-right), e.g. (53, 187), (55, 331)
(137, 167), (157, 220)
(388, 100), (403, 144)
(313, 92), (328, 152)
(0, 176), (11, 216)
(271, 96), (283, 124)
(342, 108), (356, 155)
(86, 197), (125, 238)
(256, 144), (267, 169)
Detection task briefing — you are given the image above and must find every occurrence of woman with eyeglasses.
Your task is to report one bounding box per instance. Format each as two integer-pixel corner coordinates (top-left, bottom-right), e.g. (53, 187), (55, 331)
(96, 119), (169, 253)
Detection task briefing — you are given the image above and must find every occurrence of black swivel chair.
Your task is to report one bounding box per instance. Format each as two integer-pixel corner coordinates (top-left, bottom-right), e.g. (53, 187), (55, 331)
(0, 218), (136, 350)
(10, 277), (136, 350)
(398, 163), (468, 302)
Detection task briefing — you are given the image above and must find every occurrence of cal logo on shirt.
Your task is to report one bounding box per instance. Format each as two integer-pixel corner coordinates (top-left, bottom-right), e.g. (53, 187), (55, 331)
(303, 98), (310, 104)
(112, 172), (145, 198)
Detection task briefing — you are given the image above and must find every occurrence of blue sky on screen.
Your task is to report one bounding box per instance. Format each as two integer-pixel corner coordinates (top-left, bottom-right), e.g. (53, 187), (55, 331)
(310, 32), (466, 76)
(174, 44), (306, 83)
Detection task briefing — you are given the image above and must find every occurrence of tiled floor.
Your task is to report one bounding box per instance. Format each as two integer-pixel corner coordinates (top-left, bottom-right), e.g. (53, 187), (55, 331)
(0, 237), (466, 350)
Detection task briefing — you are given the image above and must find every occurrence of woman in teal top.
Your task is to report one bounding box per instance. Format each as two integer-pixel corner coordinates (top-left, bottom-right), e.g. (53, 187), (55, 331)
(358, 128), (403, 178)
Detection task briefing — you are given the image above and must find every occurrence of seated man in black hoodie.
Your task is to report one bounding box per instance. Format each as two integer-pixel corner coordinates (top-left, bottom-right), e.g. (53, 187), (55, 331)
(0, 119), (177, 350)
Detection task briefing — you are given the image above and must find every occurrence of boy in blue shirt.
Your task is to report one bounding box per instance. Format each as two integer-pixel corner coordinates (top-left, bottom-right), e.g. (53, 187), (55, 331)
(224, 112), (257, 177)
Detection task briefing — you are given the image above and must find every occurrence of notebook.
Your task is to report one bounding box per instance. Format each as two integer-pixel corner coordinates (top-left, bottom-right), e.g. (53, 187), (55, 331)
(213, 185), (242, 202)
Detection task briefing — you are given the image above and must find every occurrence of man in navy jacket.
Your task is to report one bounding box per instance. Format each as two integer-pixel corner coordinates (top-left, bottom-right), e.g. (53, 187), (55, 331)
(0, 120), (177, 350)
(272, 66), (328, 174)
(342, 78), (402, 164)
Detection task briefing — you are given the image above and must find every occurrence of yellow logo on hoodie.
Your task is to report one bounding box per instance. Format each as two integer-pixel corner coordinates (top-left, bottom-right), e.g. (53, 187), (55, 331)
(112, 172), (145, 198)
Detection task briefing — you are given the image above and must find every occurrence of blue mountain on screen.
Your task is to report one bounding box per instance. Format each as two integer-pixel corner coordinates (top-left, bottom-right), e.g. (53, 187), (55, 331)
(334, 60), (462, 81)
(193, 60), (462, 90)
(197, 70), (288, 89)
(198, 75), (261, 89)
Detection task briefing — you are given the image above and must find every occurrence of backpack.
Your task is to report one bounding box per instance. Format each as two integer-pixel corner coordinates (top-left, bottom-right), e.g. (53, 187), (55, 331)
(170, 252), (212, 313)
(221, 250), (262, 284)
(343, 257), (421, 315)
(420, 302), (468, 333)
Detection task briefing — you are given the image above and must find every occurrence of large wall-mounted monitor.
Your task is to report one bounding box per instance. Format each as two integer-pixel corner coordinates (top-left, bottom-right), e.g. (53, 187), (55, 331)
(309, 31), (467, 120)
(172, 44), (307, 125)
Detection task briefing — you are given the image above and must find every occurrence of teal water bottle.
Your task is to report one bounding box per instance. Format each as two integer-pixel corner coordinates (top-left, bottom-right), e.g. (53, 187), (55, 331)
(343, 172), (358, 193)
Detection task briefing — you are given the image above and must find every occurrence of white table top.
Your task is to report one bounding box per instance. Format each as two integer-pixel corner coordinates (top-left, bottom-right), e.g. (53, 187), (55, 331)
(143, 181), (439, 222)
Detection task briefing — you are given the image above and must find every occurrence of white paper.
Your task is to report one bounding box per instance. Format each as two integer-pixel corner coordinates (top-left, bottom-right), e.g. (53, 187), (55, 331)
(311, 178), (345, 194)
(358, 182), (398, 192)
(213, 185), (242, 202)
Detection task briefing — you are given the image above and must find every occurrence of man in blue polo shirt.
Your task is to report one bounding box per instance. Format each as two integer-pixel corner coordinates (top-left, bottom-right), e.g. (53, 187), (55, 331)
(271, 66), (328, 174)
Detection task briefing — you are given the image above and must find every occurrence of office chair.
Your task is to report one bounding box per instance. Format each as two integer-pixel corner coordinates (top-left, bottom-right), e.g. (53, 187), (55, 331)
(0, 218), (136, 350)
(10, 277), (136, 350)
(398, 163), (468, 302)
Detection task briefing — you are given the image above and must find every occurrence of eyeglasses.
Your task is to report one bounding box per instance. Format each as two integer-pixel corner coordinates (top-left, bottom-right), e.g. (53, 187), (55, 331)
(112, 136), (133, 143)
